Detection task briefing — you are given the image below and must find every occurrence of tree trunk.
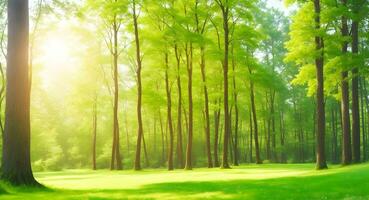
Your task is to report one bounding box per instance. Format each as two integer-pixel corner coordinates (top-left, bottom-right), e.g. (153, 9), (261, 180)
(92, 99), (97, 170)
(1, 0), (39, 185)
(360, 79), (367, 161)
(165, 53), (174, 171)
(249, 110), (253, 163)
(279, 109), (286, 163)
(185, 43), (193, 170)
(340, 1), (352, 165)
(214, 104), (221, 167)
(133, 1), (144, 170)
(351, 5), (360, 163)
(159, 109), (165, 166)
(314, 0), (328, 170)
(231, 47), (239, 166)
(270, 91), (276, 162)
(111, 15), (122, 170)
(220, 4), (231, 169)
(200, 46), (213, 168)
(142, 131), (150, 167)
(174, 44), (184, 168)
(249, 70), (262, 164)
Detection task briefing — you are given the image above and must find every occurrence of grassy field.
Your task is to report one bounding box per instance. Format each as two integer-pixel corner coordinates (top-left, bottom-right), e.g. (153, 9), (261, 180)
(0, 163), (368, 199)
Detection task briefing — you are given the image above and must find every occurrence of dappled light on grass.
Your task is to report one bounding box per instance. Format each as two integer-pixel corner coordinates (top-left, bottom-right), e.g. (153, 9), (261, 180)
(35, 165), (311, 190)
(1, 163), (369, 199)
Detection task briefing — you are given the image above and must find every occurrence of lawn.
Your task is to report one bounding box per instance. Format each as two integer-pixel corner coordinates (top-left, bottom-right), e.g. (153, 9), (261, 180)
(0, 163), (368, 199)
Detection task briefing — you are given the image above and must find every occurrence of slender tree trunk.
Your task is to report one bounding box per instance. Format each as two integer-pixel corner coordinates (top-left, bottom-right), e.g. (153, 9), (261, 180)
(165, 53), (174, 170)
(185, 43), (193, 170)
(133, 1), (144, 170)
(92, 99), (97, 170)
(219, 4), (231, 169)
(159, 110), (165, 166)
(249, 69), (262, 164)
(351, 4), (360, 163)
(360, 79), (367, 161)
(125, 115), (130, 156)
(314, 0), (328, 169)
(340, 1), (352, 165)
(270, 91), (276, 162)
(266, 93), (271, 161)
(174, 44), (184, 168)
(231, 47), (239, 166)
(331, 105), (338, 163)
(279, 109), (286, 163)
(111, 15), (122, 170)
(142, 131), (150, 167)
(363, 80), (369, 161)
(200, 46), (213, 168)
(249, 110), (253, 163)
(214, 104), (221, 167)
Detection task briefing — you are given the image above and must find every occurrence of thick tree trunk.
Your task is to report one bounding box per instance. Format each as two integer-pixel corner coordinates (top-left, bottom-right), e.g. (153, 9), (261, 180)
(314, 0), (328, 170)
(1, 0), (39, 185)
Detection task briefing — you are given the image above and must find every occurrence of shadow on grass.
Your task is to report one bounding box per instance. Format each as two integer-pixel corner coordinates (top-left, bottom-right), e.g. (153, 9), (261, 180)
(2, 164), (369, 200)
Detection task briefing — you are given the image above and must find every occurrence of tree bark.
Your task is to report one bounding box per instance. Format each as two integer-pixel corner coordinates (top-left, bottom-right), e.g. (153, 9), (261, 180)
(110, 14), (122, 170)
(314, 0), (328, 170)
(249, 69), (262, 164)
(165, 53), (174, 170)
(185, 43), (193, 170)
(340, 0), (352, 165)
(351, 4), (360, 163)
(174, 44), (184, 168)
(1, 0), (39, 185)
(200, 46), (213, 168)
(231, 47), (239, 166)
(133, 1), (144, 171)
(214, 103), (221, 167)
(218, 2), (231, 169)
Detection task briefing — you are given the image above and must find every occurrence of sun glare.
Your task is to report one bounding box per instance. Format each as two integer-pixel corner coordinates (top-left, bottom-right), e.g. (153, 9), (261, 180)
(36, 33), (80, 90)
(40, 36), (71, 69)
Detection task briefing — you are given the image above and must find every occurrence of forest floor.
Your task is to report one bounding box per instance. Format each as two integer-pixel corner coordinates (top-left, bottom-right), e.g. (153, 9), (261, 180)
(0, 163), (368, 199)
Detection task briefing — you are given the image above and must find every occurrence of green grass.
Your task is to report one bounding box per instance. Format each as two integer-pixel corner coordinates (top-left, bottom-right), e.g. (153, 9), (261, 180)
(0, 163), (368, 199)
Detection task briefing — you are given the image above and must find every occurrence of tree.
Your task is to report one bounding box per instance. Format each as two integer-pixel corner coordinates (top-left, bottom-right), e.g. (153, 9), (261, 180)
(215, 0), (231, 169)
(340, 0), (352, 165)
(313, 0), (328, 169)
(1, 0), (40, 185)
(132, 0), (144, 171)
(285, 0), (328, 169)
